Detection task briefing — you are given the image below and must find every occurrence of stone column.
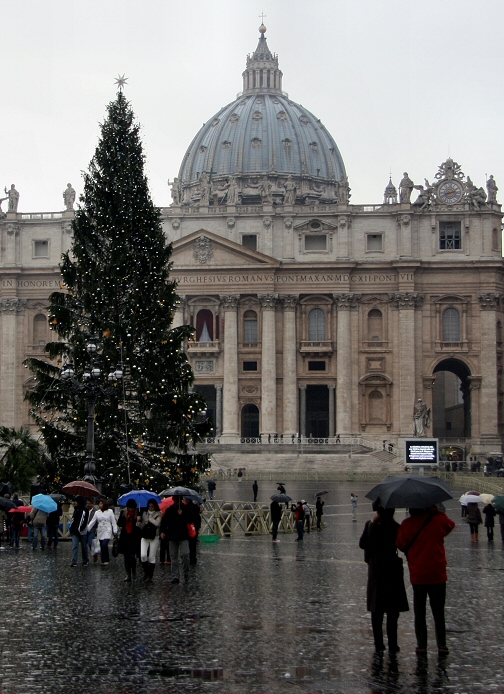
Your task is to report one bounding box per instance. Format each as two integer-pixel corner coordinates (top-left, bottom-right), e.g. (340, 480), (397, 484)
(220, 294), (240, 440)
(468, 376), (482, 440)
(260, 293), (277, 436)
(328, 385), (335, 437)
(281, 295), (298, 436)
(390, 292), (423, 435)
(4, 223), (19, 265)
(0, 298), (27, 428)
(215, 384), (223, 437)
(478, 293), (500, 444)
(334, 293), (360, 435)
(299, 385), (306, 437)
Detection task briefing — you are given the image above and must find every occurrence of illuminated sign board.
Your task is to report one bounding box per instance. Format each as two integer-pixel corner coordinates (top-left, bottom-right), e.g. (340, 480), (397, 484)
(404, 439), (439, 467)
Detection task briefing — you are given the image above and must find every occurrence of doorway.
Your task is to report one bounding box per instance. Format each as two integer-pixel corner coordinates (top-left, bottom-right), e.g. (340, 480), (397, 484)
(306, 385), (329, 438)
(432, 359), (471, 437)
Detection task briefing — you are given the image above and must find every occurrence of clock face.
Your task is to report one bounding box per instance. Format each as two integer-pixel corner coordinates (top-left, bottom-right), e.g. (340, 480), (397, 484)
(438, 180), (463, 204)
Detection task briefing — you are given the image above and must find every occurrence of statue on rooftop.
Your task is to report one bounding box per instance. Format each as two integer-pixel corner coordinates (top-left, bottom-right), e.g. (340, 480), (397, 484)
(63, 183), (76, 210)
(399, 173), (414, 203)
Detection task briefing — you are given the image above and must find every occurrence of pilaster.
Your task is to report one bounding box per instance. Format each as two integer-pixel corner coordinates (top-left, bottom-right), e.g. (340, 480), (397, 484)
(220, 294), (240, 439)
(0, 298), (27, 427)
(260, 293), (277, 436)
(280, 295), (298, 436)
(334, 293), (360, 434)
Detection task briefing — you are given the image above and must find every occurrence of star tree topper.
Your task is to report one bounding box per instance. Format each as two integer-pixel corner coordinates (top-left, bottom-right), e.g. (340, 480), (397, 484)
(114, 74), (128, 90)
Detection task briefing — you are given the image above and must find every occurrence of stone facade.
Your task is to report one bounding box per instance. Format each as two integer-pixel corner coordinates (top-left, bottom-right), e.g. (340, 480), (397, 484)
(1, 28), (503, 461)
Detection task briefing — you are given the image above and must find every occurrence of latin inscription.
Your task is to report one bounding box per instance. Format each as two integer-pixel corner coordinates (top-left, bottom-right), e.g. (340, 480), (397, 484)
(2, 279), (61, 289)
(173, 272), (414, 285)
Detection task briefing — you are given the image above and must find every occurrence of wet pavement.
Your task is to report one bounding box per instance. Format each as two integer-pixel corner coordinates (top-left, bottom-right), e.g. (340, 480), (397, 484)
(0, 479), (503, 694)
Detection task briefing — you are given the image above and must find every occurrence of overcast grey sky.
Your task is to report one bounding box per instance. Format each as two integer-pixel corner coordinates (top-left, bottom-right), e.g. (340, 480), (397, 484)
(2, 0), (503, 211)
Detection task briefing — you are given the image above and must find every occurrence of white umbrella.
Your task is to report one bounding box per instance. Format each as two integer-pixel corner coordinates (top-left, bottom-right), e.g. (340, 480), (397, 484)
(460, 494), (484, 505)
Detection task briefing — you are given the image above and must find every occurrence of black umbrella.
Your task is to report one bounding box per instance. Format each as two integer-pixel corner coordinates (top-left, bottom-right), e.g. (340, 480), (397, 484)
(314, 490), (329, 498)
(0, 497), (16, 511)
(365, 475), (453, 509)
(271, 493), (292, 504)
(50, 494), (66, 503)
(159, 487), (205, 504)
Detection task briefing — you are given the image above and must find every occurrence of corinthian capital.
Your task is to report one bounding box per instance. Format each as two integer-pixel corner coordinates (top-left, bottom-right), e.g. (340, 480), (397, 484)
(280, 294), (298, 310)
(219, 294), (240, 311)
(0, 297), (27, 314)
(389, 292), (424, 309)
(478, 292), (501, 310)
(333, 292), (360, 309)
(259, 293), (277, 309)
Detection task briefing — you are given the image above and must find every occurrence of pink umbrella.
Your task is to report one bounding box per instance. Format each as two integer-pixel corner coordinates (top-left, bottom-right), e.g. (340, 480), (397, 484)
(9, 506), (32, 513)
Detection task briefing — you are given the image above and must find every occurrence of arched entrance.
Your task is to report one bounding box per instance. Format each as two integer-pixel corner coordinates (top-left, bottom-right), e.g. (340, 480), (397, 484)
(432, 358), (471, 438)
(241, 404), (259, 438)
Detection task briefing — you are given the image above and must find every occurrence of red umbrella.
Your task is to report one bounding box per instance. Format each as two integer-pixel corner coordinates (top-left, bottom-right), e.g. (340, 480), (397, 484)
(160, 496), (175, 515)
(62, 481), (100, 497)
(9, 506), (32, 513)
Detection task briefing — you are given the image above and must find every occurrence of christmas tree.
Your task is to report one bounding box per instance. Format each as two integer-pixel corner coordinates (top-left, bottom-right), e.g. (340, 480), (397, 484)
(25, 89), (211, 495)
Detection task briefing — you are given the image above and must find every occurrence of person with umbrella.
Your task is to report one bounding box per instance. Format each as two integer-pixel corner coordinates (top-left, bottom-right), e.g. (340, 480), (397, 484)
(396, 505), (455, 655)
(359, 499), (409, 654)
(160, 495), (192, 584)
(315, 495), (324, 530)
(117, 499), (142, 582)
(483, 501), (496, 542)
(270, 497), (282, 542)
(138, 499), (162, 582)
(465, 501), (482, 542)
(29, 503), (50, 551)
(69, 496), (89, 567)
(294, 501), (305, 541)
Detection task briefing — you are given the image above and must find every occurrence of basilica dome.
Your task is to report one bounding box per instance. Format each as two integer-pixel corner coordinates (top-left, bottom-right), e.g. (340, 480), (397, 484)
(175, 26), (347, 207)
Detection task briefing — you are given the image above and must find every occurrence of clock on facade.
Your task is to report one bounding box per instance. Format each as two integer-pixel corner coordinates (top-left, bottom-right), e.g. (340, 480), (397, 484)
(438, 180), (464, 204)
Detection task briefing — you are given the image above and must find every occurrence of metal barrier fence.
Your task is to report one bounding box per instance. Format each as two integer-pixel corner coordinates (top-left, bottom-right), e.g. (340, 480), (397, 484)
(200, 500), (312, 536)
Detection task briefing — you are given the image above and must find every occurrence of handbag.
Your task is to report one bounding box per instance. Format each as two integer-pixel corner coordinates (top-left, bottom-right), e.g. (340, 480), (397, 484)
(112, 536), (119, 558)
(91, 537), (100, 556)
(187, 523), (197, 539)
(141, 522), (157, 540)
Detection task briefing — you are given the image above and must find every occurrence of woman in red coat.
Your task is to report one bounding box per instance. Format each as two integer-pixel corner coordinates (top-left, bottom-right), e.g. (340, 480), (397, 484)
(396, 506), (455, 655)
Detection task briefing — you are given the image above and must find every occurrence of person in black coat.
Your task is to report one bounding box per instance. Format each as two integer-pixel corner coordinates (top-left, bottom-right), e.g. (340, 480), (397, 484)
(160, 497), (192, 584)
(187, 500), (202, 565)
(483, 502), (496, 542)
(359, 502), (409, 654)
(315, 496), (324, 530)
(270, 500), (282, 542)
(117, 499), (142, 581)
(252, 481), (258, 502)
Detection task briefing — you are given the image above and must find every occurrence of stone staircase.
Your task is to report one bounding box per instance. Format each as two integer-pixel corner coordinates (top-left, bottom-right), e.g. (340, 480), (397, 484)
(207, 449), (403, 480)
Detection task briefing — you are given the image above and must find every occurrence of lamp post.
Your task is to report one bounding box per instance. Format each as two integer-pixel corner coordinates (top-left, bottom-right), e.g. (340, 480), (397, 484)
(61, 338), (124, 485)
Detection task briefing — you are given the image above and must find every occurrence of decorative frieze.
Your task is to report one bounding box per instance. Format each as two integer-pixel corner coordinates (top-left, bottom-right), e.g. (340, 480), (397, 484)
(194, 360), (214, 373)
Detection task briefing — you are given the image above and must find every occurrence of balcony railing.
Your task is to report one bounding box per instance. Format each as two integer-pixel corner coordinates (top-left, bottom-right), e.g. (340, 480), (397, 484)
(299, 340), (333, 354)
(187, 340), (220, 355)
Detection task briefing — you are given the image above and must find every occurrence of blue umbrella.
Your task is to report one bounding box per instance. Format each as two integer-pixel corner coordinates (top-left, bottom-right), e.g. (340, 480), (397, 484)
(117, 490), (162, 508)
(31, 494), (57, 514)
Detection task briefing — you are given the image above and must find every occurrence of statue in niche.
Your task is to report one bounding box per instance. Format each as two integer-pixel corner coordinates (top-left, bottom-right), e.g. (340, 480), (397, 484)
(412, 399), (431, 437)
(199, 172), (211, 205)
(63, 183), (76, 210)
(5, 184), (19, 212)
(399, 173), (414, 203)
(170, 177), (181, 205)
(226, 176), (239, 206)
(486, 175), (498, 203)
(337, 175), (351, 204)
(283, 175), (296, 205)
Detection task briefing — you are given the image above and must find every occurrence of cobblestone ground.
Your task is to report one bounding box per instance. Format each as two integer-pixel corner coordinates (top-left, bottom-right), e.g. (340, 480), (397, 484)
(0, 480), (502, 694)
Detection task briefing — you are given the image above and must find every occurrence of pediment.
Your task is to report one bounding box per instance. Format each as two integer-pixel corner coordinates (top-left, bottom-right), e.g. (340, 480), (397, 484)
(171, 229), (280, 269)
(293, 218), (337, 232)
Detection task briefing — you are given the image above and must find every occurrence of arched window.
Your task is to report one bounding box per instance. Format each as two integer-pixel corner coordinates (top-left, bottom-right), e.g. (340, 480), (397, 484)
(442, 307), (460, 342)
(308, 308), (326, 341)
(368, 390), (385, 423)
(196, 309), (214, 342)
(243, 310), (258, 343)
(33, 314), (47, 347)
(367, 309), (383, 342)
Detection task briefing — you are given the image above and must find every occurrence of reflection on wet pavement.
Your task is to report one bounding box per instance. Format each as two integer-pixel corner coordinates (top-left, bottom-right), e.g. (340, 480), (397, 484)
(0, 480), (502, 693)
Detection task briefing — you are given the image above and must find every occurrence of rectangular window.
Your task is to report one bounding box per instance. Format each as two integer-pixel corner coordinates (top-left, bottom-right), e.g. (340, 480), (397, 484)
(243, 361), (258, 371)
(33, 240), (49, 258)
(308, 361), (326, 371)
(242, 235), (257, 251)
(366, 234), (383, 252)
(439, 222), (461, 250)
(305, 234), (327, 251)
